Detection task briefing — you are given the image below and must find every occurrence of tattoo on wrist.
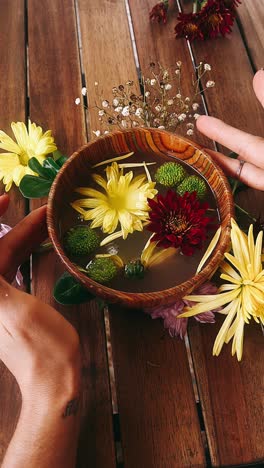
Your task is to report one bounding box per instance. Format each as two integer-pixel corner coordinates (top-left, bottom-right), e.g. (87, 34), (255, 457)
(62, 397), (80, 418)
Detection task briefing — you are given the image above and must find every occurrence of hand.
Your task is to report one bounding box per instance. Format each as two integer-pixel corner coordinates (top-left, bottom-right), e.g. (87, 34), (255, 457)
(0, 194), (48, 282)
(196, 70), (264, 190)
(0, 276), (80, 400)
(0, 195), (81, 467)
(0, 194), (80, 401)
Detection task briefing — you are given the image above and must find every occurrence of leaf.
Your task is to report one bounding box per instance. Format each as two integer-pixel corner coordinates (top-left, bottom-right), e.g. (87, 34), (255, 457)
(53, 149), (63, 161)
(53, 272), (94, 305)
(56, 155), (68, 167)
(19, 175), (52, 198)
(28, 157), (55, 179)
(43, 157), (60, 177)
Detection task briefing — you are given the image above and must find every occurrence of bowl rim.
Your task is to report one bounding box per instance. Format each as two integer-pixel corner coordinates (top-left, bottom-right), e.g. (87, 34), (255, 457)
(47, 127), (234, 308)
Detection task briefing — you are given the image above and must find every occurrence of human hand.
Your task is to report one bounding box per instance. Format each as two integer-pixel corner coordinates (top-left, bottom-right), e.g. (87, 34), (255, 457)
(0, 193), (80, 402)
(196, 70), (264, 190)
(0, 194), (48, 282)
(0, 275), (80, 404)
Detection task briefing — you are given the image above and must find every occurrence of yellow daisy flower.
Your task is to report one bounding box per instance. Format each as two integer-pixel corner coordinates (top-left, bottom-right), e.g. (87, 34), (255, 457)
(179, 219), (264, 361)
(71, 162), (157, 244)
(0, 121), (57, 191)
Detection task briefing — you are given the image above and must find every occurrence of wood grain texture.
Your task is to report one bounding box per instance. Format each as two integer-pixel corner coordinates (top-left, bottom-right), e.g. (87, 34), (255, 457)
(179, 1), (264, 466)
(78, 2), (206, 466)
(238, 0), (264, 71)
(0, 0), (26, 462)
(27, 1), (116, 466)
(188, 319), (264, 467)
(180, 1), (264, 144)
(110, 306), (206, 468)
(78, 0), (139, 138)
(48, 127), (233, 308)
(129, 0), (213, 150)
(0, 0), (26, 225)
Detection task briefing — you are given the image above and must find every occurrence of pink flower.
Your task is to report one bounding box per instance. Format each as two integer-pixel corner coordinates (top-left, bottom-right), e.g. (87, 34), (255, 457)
(0, 223), (23, 289)
(144, 282), (219, 338)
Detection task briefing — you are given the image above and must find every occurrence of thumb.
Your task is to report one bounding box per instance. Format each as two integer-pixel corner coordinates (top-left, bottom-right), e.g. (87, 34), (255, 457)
(0, 194), (10, 217)
(253, 70), (264, 108)
(0, 205), (48, 281)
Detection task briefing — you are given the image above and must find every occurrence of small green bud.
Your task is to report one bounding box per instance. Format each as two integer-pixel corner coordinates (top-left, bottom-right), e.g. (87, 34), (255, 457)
(64, 225), (100, 257)
(124, 259), (145, 279)
(177, 175), (207, 200)
(155, 162), (187, 187)
(86, 257), (118, 284)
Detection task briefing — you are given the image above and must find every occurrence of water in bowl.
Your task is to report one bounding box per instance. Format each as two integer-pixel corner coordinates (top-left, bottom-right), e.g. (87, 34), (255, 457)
(61, 150), (220, 293)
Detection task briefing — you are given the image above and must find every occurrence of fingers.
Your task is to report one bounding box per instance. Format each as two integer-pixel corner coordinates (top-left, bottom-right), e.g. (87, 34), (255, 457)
(253, 70), (264, 108)
(0, 205), (48, 275)
(197, 115), (264, 169)
(204, 148), (264, 191)
(0, 194), (10, 217)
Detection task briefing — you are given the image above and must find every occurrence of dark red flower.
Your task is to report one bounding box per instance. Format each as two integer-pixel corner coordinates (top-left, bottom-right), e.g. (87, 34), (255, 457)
(175, 12), (204, 40)
(175, 0), (241, 41)
(149, 1), (169, 24)
(147, 190), (212, 256)
(198, 0), (236, 39)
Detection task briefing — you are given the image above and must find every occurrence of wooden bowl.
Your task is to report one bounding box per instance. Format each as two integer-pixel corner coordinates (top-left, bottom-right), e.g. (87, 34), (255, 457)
(47, 128), (234, 308)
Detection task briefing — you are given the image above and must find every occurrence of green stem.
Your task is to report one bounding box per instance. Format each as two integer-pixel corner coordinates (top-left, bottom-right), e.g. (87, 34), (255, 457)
(37, 241), (54, 253)
(235, 203), (256, 222)
(193, 0), (198, 14)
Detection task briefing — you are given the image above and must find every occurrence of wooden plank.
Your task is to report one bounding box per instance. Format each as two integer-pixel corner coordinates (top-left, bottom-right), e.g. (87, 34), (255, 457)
(79, 1), (206, 466)
(189, 319), (264, 467)
(129, 0), (214, 149)
(0, 0), (26, 462)
(27, 1), (116, 466)
(180, 4), (264, 141)
(238, 0), (264, 71)
(78, 0), (139, 137)
(179, 2), (264, 465)
(110, 307), (206, 468)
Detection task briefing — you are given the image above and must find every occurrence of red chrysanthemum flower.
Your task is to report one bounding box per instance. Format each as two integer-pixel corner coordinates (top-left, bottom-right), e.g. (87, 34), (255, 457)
(175, 0), (241, 41)
(147, 190), (212, 256)
(199, 0), (236, 39)
(149, 1), (169, 24)
(175, 12), (204, 40)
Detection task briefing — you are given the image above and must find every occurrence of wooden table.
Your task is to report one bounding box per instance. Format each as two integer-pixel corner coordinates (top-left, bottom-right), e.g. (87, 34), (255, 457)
(0, 1), (264, 467)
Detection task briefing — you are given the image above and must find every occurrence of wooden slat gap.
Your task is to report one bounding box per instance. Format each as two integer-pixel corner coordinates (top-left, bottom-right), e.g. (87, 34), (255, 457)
(235, 16), (256, 73)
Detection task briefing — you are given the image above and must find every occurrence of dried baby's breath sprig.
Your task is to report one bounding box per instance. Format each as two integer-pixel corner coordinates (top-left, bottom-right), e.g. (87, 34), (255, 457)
(74, 62), (215, 137)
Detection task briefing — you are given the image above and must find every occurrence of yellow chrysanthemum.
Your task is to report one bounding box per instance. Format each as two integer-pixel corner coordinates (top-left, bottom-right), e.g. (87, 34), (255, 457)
(0, 120), (57, 191)
(179, 219), (264, 361)
(71, 162), (157, 244)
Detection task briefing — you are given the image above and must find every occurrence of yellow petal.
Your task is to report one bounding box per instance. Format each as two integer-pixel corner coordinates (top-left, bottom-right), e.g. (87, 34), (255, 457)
(11, 121), (29, 151)
(92, 152), (134, 168)
(231, 315), (245, 361)
(0, 130), (21, 154)
(92, 173), (107, 190)
(196, 226), (221, 274)
(102, 210), (118, 233)
(213, 299), (238, 356)
(12, 165), (27, 186)
(100, 229), (123, 246)
(180, 288), (241, 317)
(220, 260), (241, 280)
(75, 187), (107, 200)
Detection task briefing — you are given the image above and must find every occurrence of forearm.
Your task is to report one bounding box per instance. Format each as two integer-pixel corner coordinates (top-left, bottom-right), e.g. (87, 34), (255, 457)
(2, 368), (81, 468)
